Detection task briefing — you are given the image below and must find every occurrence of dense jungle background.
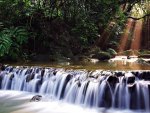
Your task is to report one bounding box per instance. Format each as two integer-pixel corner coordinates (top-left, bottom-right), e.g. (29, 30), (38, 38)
(0, 0), (149, 62)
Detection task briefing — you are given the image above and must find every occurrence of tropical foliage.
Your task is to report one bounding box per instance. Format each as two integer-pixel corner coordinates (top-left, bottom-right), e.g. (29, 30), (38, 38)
(0, 26), (28, 59)
(0, 0), (149, 61)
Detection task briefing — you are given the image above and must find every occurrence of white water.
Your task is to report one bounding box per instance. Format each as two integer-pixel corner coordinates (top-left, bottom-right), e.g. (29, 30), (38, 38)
(0, 90), (148, 113)
(0, 66), (150, 112)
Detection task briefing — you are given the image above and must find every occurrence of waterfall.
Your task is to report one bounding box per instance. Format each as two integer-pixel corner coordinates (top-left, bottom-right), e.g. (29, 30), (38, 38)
(0, 66), (150, 111)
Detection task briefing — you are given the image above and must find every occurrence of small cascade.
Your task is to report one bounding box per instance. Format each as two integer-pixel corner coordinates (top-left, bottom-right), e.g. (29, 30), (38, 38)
(0, 66), (150, 111)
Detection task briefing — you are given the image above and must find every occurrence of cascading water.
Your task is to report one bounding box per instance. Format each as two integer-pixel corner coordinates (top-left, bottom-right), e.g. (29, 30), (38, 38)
(0, 66), (150, 112)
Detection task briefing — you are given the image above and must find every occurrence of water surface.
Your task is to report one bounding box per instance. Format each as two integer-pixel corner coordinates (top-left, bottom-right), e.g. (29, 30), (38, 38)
(5, 59), (150, 70)
(0, 90), (148, 113)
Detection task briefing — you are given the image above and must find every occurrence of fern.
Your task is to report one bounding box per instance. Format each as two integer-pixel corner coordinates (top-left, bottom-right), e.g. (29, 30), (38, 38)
(3, 27), (28, 44)
(14, 27), (28, 44)
(0, 26), (28, 58)
(0, 32), (12, 56)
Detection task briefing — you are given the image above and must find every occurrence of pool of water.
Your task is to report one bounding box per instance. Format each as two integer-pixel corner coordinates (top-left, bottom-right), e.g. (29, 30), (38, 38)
(5, 59), (150, 70)
(0, 90), (149, 113)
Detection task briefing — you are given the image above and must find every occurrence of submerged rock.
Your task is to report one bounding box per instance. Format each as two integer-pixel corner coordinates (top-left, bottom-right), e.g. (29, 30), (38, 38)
(30, 95), (42, 102)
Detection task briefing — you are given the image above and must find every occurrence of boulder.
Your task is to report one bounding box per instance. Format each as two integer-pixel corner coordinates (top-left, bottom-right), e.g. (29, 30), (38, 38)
(139, 54), (150, 58)
(136, 58), (150, 65)
(131, 71), (139, 77)
(41, 69), (45, 77)
(53, 70), (57, 75)
(25, 68), (33, 75)
(115, 72), (124, 77)
(58, 74), (73, 99)
(26, 73), (35, 82)
(30, 95), (42, 102)
(100, 84), (113, 108)
(9, 73), (14, 80)
(92, 51), (112, 60)
(128, 83), (137, 109)
(139, 71), (150, 80)
(125, 73), (135, 84)
(107, 75), (119, 84)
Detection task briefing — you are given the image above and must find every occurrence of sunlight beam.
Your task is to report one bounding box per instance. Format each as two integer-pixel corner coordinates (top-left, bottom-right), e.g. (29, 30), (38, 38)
(130, 20), (143, 52)
(118, 19), (134, 54)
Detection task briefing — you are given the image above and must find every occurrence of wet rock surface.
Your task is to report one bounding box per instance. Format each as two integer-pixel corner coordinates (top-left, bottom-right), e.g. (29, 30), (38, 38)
(30, 95), (42, 102)
(26, 73), (35, 82)
(0, 66), (150, 111)
(125, 73), (135, 84)
(107, 75), (119, 84)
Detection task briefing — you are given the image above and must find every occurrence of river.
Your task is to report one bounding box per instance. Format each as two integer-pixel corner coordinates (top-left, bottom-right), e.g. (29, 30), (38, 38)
(0, 90), (148, 113)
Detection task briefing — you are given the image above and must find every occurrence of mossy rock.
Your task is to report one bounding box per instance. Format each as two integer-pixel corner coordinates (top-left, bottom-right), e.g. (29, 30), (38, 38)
(136, 58), (150, 65)
(139, 50), (150, 55)
(93, 51), (112, 60)
(139, 54), (150, 58)
(107, 48), (117, 56)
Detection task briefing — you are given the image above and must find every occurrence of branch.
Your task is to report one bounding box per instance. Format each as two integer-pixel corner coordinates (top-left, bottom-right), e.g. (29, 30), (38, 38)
(118, 0), (141, 5)
(128, 13), (150, 20)
(119, 0), (141, 14)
